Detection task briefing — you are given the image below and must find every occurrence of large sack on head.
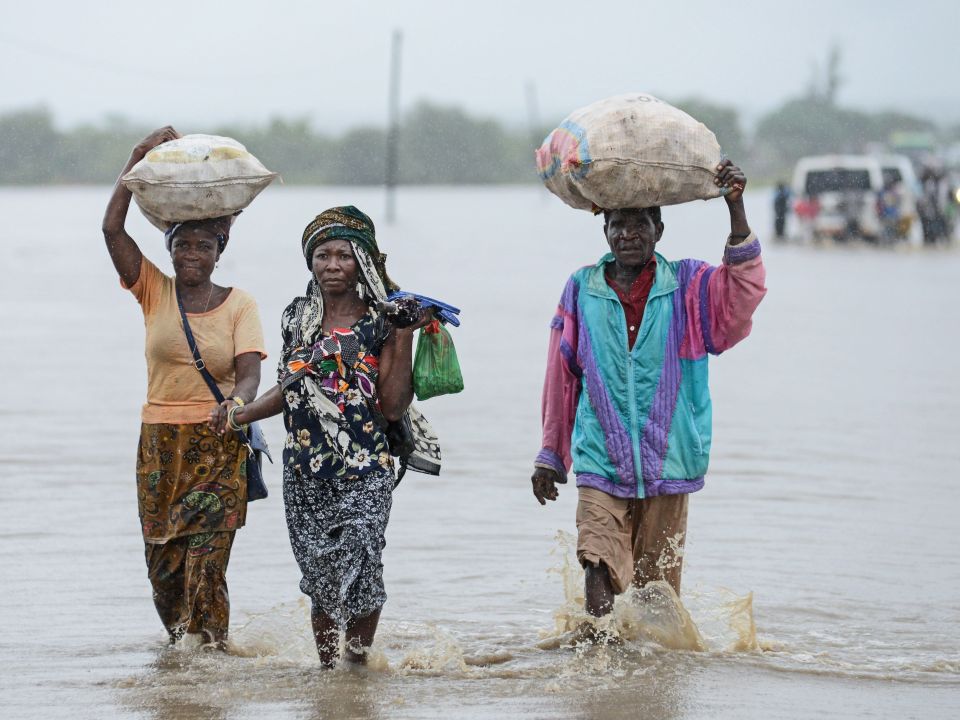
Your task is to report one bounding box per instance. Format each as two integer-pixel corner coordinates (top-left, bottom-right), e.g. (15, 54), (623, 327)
(536, 94), (724, 211)
(122, 134), (278, 229)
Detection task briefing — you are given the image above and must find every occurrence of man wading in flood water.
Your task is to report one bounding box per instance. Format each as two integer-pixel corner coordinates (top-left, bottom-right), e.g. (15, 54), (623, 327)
(531, 160), (766, 638)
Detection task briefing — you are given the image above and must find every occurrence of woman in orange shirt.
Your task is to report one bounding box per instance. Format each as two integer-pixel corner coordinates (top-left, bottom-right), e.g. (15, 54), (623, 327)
(102, 127), (266, 650)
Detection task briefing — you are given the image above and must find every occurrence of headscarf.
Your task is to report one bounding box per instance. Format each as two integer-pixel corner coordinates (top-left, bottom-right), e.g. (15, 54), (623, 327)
(280, 205), (441, 477)
(300, 206), (398, 293)
(164, 215), (236, 253)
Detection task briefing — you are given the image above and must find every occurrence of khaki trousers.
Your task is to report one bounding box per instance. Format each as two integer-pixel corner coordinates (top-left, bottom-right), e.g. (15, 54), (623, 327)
(576, 487), (689, 595)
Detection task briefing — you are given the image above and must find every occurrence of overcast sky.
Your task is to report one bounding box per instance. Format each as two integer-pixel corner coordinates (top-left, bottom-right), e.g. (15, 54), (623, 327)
(2, 0), (957, 133)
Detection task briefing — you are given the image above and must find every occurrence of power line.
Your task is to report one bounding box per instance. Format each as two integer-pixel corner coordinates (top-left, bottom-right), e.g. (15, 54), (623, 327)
(0, 32), (274, 87)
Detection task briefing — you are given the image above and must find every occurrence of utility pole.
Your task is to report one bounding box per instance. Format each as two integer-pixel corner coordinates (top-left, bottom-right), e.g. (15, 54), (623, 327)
(385, 29), (402, 224)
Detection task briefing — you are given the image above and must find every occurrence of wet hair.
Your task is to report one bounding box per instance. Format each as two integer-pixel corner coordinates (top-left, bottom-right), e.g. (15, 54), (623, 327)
(602, 207), (662, 225)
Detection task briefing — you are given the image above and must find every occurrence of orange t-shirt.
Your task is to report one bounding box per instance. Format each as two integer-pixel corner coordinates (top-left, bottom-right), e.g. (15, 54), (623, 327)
(125, 256), (267, 424)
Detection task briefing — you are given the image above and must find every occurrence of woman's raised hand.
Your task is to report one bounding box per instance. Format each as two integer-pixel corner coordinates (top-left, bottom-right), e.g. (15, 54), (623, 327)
(133, 126), (180, 158)
(103, 129), (181, 287)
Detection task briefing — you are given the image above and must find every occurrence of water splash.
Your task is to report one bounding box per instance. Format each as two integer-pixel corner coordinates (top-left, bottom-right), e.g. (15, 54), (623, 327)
(722, 591), (759, 652)
(397, 625), (469, 674)
(540, 530), (759, 654)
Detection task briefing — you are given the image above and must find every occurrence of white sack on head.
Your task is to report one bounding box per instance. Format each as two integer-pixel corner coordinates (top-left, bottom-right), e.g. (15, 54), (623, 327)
(536, 94), (724, 212)
(122, 134), (279, 230)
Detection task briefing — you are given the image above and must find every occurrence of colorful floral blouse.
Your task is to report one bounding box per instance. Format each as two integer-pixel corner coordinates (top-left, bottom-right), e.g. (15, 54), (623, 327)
(280, 312), (394, 480)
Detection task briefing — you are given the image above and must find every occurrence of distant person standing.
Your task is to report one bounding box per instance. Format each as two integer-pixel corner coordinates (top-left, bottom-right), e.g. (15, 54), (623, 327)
(918, 167), (948, 245)
(878, 178), (903, 243)
(773, 182), (791, 240)
(530, 160), (766, 637)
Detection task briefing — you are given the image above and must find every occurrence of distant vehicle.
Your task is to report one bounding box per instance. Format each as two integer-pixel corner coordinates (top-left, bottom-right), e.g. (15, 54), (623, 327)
(790, 154), (920, 245)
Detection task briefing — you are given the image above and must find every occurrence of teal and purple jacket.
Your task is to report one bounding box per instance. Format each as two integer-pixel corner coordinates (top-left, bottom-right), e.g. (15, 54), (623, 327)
(534, 233), (767, 498)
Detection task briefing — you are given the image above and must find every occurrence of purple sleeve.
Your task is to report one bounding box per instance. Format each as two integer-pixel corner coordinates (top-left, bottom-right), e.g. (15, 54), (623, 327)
(535, 277), (582, 481)
(683, 235), (767, 358)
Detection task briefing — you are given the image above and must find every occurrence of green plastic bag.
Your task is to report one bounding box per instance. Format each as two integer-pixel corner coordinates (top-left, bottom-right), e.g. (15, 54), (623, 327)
(413, 322), (464, 400)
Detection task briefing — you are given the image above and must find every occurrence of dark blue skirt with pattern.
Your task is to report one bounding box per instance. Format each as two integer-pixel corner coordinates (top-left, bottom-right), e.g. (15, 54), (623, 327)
(279, 312), (397, 623)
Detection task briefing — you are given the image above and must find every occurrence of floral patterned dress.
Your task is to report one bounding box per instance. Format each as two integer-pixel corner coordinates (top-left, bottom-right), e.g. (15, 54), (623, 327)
(279, 311), (396, 625)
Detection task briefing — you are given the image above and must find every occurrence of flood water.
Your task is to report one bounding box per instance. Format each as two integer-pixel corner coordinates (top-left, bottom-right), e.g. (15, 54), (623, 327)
(1, 185), (958, 719)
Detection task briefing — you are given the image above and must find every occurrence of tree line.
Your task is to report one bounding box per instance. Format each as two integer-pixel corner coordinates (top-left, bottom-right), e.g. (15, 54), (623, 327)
(0, 95), (952, 187)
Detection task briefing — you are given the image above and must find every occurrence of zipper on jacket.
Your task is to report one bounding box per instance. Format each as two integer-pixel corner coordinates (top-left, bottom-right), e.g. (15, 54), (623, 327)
(628, 352), (643, 498)
(613, 297), (644, 500)
(628, 290), (662, 499)
(617, 298), (647, 498)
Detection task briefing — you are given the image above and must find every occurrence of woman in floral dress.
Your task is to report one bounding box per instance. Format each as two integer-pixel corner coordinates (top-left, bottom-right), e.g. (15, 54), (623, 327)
(219, 206), (438, 667)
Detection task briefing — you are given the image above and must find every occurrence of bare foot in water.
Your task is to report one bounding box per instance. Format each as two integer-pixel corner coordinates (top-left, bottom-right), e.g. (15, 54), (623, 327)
(572, 621), (624, 647)
(343, 641), (369, 665)
(200, 630), (228, 652)
(167, 628), (185, 646)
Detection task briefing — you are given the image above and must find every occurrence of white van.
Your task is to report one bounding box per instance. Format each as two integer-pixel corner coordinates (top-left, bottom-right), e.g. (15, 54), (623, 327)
(792, 155), (885, 242)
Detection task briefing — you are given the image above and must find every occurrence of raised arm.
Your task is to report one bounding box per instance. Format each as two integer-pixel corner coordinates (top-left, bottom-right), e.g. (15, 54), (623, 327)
(716, 158), (752, 241)
(683, 160), (767, 358)
(101, 126), (179, 287)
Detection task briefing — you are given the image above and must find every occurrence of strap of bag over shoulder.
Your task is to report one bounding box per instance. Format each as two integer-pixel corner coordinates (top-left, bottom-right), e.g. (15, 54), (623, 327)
(177, 294), (226, 398)
(175, 288), (254, 449)
(176, 288), (271, 502)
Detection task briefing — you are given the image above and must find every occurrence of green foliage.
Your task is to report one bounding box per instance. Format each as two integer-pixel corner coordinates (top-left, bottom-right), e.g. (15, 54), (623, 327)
(751, 97), (938, 180)
(58, 117), (145, 183)
(0, 95), (948, 187)
(329, 126), (388, 185)
(0, 103), (537, 185)
(755, 98), (863, 157)
(0, 107), (60, 183)
(214, 117), (335, 184)
(398, 101), (533, 184)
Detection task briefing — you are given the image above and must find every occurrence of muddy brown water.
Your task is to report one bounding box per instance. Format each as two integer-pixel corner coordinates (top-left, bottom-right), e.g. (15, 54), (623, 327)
(1, 186), (958, 719)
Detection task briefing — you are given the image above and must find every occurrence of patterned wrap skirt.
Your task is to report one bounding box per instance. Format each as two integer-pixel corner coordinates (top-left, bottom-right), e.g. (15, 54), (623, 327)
(136, 423), (247, 543)
(282, 466), (394, 626)
(135, 423), (248, 639)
